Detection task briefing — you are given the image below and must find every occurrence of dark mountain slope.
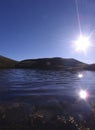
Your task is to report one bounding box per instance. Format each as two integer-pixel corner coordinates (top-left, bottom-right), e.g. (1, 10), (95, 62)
(0, 55), (18, 68)
(16, 57), (87, 70)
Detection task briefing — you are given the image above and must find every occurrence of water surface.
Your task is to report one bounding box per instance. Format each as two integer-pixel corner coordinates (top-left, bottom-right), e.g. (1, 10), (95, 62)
(0, 69), (95, 105)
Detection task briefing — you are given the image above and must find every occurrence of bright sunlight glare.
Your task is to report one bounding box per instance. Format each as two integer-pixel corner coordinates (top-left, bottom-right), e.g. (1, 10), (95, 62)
(74, 35), (91, 53)
(79, 90), (88, 100)
(78, 73), (83, 78)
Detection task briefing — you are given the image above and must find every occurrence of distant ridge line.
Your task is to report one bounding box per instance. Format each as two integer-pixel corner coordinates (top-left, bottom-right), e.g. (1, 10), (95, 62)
(0, 55), (94, 70)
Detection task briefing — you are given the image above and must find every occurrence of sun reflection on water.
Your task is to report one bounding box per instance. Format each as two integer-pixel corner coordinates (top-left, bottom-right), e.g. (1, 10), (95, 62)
(78, 73), (83, 78)
(79, 90), (88, 100)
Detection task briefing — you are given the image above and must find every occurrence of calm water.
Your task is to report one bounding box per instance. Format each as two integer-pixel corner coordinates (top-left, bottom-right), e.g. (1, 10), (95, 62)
(0, 69), (95, 104)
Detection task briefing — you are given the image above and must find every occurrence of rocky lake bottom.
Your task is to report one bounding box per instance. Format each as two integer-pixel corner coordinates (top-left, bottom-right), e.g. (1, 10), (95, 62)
(0, 99), (95, 130)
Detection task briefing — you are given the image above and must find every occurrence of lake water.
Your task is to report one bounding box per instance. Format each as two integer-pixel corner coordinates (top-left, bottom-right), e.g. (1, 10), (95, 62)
(1, 69), (95, 129)
(0, 69), (95, 105)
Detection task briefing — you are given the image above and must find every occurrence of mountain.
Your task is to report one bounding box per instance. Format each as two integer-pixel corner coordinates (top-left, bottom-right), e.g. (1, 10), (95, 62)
(0, 55), (91, 70)
(0, 55), (18, 68)
(84, 64), (95, 71)
(16, 57), (87, 70)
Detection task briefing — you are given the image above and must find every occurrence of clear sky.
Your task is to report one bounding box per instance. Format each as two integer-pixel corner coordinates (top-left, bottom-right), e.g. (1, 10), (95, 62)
(0, 0), (95, 63)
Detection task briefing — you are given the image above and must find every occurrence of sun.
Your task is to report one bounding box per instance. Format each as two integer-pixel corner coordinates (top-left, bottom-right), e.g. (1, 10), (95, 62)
(74, 35), (91, 53)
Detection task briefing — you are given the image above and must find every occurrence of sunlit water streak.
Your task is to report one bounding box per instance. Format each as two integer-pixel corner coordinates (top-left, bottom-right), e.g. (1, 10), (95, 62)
(0, 69), (95, 104)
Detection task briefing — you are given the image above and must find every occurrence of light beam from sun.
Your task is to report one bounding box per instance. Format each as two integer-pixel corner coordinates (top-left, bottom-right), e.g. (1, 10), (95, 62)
(75, 0), (82, 34)
(73, 0), (93, 54)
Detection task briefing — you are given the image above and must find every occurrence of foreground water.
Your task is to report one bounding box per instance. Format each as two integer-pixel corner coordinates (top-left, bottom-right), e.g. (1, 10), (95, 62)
(0, 69), (95, 103)
(0, 69), (95, 129)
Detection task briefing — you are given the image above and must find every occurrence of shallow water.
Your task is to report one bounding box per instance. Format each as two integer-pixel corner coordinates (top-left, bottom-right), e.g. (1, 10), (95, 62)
(0, 69), (95, 105)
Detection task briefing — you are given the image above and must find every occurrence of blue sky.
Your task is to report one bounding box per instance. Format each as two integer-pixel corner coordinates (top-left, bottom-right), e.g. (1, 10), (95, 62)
(0, 0), (95, 63)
